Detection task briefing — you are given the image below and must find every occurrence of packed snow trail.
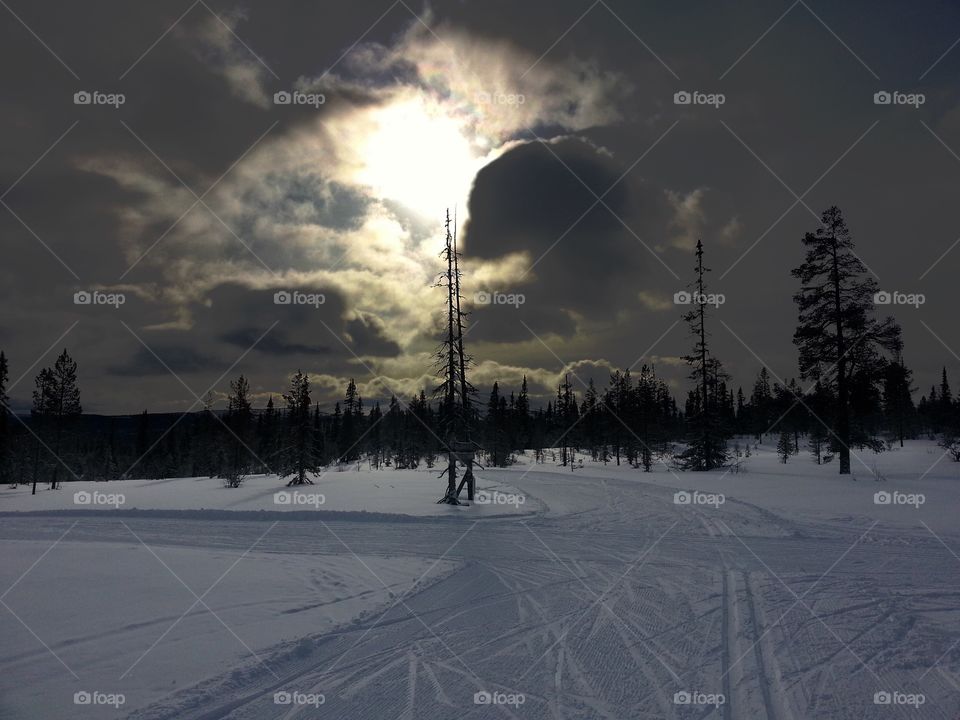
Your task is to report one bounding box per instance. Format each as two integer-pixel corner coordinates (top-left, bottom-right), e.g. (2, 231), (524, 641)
(2, 459), (960, 719)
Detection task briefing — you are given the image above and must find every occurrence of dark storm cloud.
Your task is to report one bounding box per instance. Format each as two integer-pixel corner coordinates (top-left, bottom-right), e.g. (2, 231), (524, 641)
(109, 344), (221, 377)
(463, 136), (677, 341)
(106, 282), (400, 376)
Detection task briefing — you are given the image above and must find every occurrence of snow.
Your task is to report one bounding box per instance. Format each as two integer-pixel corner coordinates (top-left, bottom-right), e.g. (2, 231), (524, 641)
(516, 439), (960, 535)
(0, 540), (454, 719)
(0, 468), (537, 519)
(1, 440), (959, 719)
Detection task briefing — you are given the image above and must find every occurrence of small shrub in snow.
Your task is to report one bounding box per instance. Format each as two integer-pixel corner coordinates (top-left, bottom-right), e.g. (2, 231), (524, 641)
(939, 435), (960, 462)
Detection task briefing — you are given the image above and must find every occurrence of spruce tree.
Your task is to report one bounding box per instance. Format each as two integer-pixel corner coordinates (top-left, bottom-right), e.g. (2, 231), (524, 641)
(776, 428), (794, 463)
(792, 207), (900, 474)
(676, 240), (730, 471)
(484, 382), (504, 466)
(30, 349), (82, 490)
(749, 367), (773, 439)
(515, 376), (531, 452)
(257, 395), (278, 472)
(222, 375), (253, 487)
(280, 371), (318, 485)
(882, 340), (915, 447)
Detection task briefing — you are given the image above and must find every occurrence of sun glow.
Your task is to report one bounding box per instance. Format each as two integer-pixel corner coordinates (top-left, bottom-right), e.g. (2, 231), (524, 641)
(354, 96), (482, 219)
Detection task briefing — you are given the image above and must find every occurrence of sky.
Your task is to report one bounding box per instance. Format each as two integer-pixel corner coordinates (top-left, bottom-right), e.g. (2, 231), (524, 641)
(1, 0), (959, 414)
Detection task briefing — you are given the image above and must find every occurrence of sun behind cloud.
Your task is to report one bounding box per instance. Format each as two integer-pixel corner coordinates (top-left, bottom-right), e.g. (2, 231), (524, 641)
(351, 93), (483, 219)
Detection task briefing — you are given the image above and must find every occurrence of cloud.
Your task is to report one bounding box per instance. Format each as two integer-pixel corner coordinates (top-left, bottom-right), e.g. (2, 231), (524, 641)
(637, 290), (674, 311)
(665, 188), (707, 250)
(719, 215), (743, 245)
(70, 11), (673, 408)
(316, 17), (629, 146)
(186, 9), (273, 108)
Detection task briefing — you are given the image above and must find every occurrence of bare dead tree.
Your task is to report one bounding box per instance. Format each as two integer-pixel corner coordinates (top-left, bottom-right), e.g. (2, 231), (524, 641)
(434, 209), (477, 504)
(451, 210), (478, 500)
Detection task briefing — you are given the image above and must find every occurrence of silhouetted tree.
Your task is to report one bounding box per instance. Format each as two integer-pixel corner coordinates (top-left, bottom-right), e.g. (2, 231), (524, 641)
(222, 375), (253, 487)
(280, 371), (318, 485)
(676, 240), (730, 471)
(792, 207), (900, 474)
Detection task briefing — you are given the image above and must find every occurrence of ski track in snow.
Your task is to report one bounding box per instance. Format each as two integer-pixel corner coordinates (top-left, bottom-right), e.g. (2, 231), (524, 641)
(2, 454), (960, 719)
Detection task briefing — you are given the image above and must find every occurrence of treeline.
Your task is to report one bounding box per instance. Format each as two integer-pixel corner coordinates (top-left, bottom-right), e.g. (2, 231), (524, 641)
(3, 206), (960, 488)
(1, 345), (958, 491)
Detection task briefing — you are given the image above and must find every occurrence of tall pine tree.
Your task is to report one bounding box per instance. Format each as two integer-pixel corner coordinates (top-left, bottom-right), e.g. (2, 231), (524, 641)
(676, 240), (730, 471)
(792, 207), (899, 474)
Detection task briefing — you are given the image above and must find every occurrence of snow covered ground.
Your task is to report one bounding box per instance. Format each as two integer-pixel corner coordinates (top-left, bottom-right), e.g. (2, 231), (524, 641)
(1, 440), (959, 719)
(0, 468), (536, 518)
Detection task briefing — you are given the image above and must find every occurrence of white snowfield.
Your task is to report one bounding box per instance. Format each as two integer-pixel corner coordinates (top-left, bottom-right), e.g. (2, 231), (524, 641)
(0, 440), (958, 719)
(0, 469), (537, 518)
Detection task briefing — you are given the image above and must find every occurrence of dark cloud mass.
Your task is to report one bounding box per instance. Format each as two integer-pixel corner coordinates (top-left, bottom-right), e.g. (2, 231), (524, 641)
(2, 0), (960, 413)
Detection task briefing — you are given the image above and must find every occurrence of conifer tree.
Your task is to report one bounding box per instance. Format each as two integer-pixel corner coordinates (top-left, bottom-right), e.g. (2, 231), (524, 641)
(222, 374), (253, 487)
(676, 240), (730, 471)
(792, 207), (900, 474)
(882, 340), (915, 447)
(776, 428), (794, 463)
(30, 349), (82, 490)
(280, 371), (318, 485)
